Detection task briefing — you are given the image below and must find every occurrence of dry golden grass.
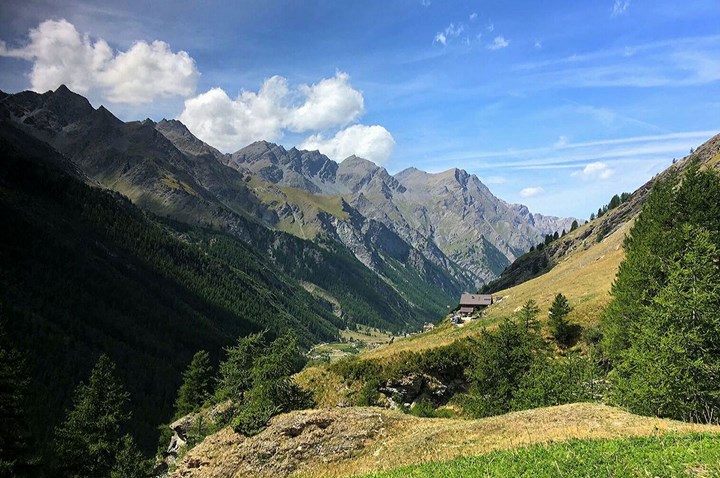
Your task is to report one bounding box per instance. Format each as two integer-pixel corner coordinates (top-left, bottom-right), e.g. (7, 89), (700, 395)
(171, 403), (720, 478)
(359, 218), (630, 360)
(302, 404), (720, 478)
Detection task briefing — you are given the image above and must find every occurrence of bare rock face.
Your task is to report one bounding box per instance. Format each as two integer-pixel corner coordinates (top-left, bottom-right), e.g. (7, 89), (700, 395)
(170, 408), (400, 478)
(159, 402), (234, 474)
(379, 373), (449, 408)
(227, 143), (578, 287)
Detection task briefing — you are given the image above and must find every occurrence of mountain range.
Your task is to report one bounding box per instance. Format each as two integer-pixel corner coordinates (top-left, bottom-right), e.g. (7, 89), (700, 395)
(0, 85), (576, 311)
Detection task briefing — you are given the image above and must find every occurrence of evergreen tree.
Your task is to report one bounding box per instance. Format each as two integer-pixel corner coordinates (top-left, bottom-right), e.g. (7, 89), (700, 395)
(589, 212), (595, 221)
(612, 226), (720, 420)
(231, 332), (312, 436)
(216, 332), (266, 402)
(174, 351), (213, 418)
(602, 160), (720, 421)
(601, 169), (679, 362)
(570, 220), (579, 231)
(517, 299), (541, 332)
(548, 293), (573, 347)
(53, 355), (131, 478)
(0, 322), (33, 477)
(109, 435), (151, 478)
(608, 194), (621, 210)
(465, 317), (546, 417)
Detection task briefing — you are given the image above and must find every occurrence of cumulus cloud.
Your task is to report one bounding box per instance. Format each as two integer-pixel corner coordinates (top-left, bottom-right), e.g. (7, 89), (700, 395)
(299, 125), (396, 165)
(611, 0), (630, 17)
(573, 162), (615, 180)
(487, 36), (509, 50)
(178, 82), (288, 152)
(0, 19), (197, 104)
(179, 72), (371, 153)
(286, 72), (364, 131)
(520, 186), (544, 198)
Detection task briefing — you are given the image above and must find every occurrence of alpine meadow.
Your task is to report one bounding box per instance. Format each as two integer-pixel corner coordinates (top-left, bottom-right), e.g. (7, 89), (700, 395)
(1, 1), (719, 477)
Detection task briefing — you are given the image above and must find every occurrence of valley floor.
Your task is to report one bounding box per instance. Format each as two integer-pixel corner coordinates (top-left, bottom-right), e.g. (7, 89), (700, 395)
(170, 403), (720, 478)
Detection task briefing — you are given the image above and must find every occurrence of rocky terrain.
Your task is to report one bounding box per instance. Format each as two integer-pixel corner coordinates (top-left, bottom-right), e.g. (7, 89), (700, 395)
(169, 404), (720, 478)
(225, 140), (576, 286)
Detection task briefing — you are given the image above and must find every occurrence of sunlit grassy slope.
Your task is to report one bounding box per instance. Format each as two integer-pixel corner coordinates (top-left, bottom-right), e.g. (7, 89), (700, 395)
(298, 404), (719, 478)
(359, 217), (630, 360)
(350, 433), (720, 478)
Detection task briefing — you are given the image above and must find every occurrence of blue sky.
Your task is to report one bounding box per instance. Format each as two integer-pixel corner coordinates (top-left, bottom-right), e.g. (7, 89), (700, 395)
(1, 0), (719, 218)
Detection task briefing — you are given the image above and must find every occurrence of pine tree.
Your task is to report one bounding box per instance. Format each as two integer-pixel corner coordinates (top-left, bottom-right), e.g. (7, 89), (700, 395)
(174, 351), (213, 418)
(232, 332), (312, 435)
(517, 299), (540, 332)
(0, 322), (33, 477)
(612, 226), (720, 420)
(110, 435), (151, 478)
(570, 220), (579, 231)
(216, 332), (266, 401)
(466, 317), (546, 417)
(548, 293), (572, 347)
(603, 160), (720, 421)
(53, 355), (131, 478)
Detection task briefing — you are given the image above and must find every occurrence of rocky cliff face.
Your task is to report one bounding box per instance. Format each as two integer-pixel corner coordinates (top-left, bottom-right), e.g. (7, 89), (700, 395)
(227, 143), (577, 286)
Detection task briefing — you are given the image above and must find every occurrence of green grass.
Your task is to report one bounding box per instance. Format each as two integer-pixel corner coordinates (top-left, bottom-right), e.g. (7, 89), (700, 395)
(354, 433), (720, 478)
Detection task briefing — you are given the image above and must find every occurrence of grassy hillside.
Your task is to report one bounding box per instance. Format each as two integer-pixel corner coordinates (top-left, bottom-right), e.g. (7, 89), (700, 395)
(170, 403), (720, 478)
(353, 433), (720, 478)
(357, 215), (628, 360)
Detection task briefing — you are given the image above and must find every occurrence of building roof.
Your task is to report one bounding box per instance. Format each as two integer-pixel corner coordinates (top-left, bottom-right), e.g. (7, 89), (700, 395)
(459, 307), (475, 314)
(460, 293), (493, 306)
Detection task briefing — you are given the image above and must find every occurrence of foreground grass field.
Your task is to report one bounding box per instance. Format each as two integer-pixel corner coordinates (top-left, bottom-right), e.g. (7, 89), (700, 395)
(353, 433), (720, 478)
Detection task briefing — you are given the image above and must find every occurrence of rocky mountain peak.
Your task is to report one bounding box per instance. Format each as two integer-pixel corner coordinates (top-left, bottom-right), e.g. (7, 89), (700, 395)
(156, 119), (223, 159)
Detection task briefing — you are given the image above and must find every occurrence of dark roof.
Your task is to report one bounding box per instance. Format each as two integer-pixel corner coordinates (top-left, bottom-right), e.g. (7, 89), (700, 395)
(459, 307), (475, 314)
(460, 293), (493, 306)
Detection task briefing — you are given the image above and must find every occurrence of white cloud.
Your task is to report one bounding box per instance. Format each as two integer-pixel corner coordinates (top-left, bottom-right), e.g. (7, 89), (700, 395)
(0, 19), (197, 104)
(487, 36), (509, 50)
(434, 23), (465, 46)
(611, 0), (631, 17)
(299, 125), (396, 165)
(487, 22), (495, 32)
(534, 40), (543, 49)
(520, 186), (544, 198)
(179, 72), (367, 152)
(469, 13), (478, 21)
(178, 82), (287, 152)
(286, 72), (364, 131)
(553, 136), (569, 148)
(573, 162), (615, 180)
(421, 0), (431, 6)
